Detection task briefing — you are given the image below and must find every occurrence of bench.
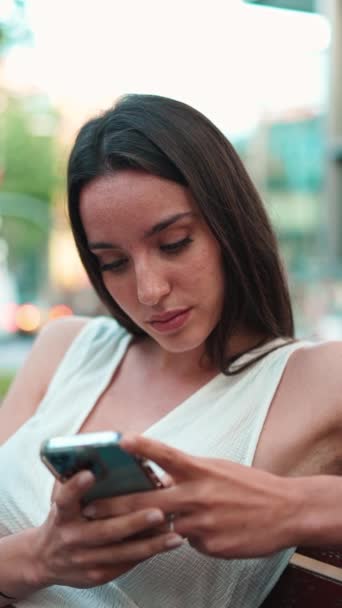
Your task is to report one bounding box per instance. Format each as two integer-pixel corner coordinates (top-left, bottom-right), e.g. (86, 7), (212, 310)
(261, 546), (342, 607)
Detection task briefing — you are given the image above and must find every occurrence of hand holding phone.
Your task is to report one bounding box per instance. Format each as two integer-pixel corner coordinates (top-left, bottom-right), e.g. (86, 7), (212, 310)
(31, 451), (183, 591)
(40, 431), (164, 505)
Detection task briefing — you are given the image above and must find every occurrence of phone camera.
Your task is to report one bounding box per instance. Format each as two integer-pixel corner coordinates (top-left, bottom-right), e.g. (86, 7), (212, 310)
(51, 454), (69, 466)
(51, 453), (76, 476)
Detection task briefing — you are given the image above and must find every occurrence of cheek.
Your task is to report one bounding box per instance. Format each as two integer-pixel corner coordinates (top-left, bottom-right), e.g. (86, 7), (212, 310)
(186, 245), (224, 289)
(179, 254), (224, 312)
(102, 276), (136, 310)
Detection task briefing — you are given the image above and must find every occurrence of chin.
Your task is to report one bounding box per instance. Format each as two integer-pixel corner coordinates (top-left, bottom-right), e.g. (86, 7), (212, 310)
(155, 331), (209, 354)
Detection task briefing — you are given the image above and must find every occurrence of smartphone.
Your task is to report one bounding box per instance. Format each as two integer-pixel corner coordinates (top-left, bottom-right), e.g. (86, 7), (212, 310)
(40, 431), (163, 505)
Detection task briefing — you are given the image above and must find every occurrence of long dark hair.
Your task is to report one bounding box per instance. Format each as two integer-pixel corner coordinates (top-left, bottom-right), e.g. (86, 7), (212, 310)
(67, 94), (294, 374)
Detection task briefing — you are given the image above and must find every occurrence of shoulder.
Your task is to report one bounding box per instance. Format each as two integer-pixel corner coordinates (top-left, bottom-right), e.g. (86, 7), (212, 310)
(38, 314), (89, 339)
(32, 315), (90, 380)
(36, 314), (90, 352)
(0, 316), (91, 444)
(289, 339), (342, 381)
(256, 341), (342, 475)
(286, 340), (342, 419)
(7, 315), (91, 395)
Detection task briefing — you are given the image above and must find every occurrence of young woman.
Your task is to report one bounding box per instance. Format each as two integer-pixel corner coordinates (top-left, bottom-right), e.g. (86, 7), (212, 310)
(0, 94), (341, 608)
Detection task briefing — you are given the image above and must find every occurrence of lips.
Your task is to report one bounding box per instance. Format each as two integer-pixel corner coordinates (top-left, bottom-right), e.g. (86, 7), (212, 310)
(147, 308), (192, 333)
(149, 308), (190, 324)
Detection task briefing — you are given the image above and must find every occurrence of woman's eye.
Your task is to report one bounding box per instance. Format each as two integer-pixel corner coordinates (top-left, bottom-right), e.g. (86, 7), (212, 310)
(99, 259), (127, 273)
(160, 237), (193, 253)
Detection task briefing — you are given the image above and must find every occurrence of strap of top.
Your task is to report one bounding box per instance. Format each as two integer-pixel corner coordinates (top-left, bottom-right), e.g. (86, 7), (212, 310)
(35, 316), (130, 417)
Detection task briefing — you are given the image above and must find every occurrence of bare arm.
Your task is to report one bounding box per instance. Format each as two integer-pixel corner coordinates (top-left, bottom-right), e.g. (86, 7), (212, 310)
(101, 344), (342, 556)
(0, 529), (40, 606)
(293, 474), (342, 547)
(0, 316), (88, 604)
(83, 434), (342, 559)
(0, 471), (181, 605)
(290, 341), (342, 545)
(0, 317), (182, 603)
(0, 316), (88, 445)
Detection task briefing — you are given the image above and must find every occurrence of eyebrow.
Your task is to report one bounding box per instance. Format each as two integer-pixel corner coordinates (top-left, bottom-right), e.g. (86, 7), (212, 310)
(88, 212), (195, 250)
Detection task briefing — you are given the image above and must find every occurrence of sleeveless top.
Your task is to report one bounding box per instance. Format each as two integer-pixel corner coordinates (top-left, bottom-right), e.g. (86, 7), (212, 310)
(0, 317), (309, 607)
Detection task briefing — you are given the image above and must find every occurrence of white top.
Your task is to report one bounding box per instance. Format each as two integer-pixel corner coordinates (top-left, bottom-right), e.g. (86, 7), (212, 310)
(0, 317), (308, 607)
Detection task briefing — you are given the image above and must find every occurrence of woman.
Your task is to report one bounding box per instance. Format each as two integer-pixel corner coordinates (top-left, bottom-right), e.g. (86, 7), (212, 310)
(0, 94), (341, 607)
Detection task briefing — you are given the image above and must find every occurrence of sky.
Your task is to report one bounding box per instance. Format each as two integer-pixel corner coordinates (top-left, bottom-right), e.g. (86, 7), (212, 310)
(1, 0), (331, 137)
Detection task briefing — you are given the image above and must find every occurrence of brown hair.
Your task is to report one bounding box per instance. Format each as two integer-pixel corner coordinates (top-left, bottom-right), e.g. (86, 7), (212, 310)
(67, 94), (294, 374)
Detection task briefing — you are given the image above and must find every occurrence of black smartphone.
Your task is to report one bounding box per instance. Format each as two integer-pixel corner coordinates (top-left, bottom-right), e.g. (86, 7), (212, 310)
(40, 431), (163, 505)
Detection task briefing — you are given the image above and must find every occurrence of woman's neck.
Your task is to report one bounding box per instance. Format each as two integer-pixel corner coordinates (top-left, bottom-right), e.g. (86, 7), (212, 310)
(136, 329), (266, 380)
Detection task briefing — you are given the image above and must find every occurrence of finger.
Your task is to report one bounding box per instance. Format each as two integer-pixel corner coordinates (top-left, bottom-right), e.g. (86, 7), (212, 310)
(54, 471), (95, 522)
(82, 484), (194, 520)
(76, 508), (166, 547)
(51, 480), (62, 504)
(161, 473), (174, 488)
(86, 561), (141, 584)
(120, 435), (196, 480)
(172, 511), (212, 538)
(74, 530), (185, 568)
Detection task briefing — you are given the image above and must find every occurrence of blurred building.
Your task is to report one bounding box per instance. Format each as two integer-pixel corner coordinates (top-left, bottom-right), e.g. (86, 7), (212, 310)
(247, 0), (342, 271)
(244, 0), (342, 338)
(247, 0), (315, 10)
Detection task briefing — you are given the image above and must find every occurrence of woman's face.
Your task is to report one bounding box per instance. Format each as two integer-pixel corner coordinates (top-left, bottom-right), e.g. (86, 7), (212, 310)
(80, 170), (225, 355)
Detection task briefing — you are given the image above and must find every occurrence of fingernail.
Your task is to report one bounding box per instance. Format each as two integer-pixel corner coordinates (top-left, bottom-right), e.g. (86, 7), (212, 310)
(165, 534), (184, 548)
(78, 471), (94, 487)
(120, 434), (138, 447)
(146, 510), (164, 524)
(83, 504), (96, 518)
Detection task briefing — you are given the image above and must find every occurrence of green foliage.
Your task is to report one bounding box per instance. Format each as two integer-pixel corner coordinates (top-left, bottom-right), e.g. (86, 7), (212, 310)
(0, 94), (61, 300)
(1, 95), (60, 202)
(0, 0), (32, 57)
(1, 217), (47, 301)
(0, 371), (14, 400)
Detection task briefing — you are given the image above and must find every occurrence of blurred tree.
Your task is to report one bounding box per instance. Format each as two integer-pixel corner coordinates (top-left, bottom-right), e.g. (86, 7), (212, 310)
(1, 95), (59, 200)
(0, 0), (57, 302)
(0, 94), (61, 301)
(0, 0), (31, 57)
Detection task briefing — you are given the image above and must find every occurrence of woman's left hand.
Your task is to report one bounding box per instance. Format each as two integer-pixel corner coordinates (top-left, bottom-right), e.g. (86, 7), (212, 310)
(81, 435), (302, 559)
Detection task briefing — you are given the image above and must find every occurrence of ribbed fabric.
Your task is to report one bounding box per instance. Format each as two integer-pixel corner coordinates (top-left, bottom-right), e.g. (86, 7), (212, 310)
(0, 317), (308, 607)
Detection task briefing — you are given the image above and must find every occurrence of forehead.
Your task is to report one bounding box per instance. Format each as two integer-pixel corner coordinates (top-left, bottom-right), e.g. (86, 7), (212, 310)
(79, 170), (196, 226)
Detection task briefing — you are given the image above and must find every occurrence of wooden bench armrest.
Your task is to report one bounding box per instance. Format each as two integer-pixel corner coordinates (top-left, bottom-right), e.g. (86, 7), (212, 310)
(260, 547), (342, 607)
(289, 551), (342, 583)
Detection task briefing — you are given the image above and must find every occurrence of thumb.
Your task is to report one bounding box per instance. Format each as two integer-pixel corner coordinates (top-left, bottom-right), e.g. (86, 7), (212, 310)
(54, 470), (95, 522)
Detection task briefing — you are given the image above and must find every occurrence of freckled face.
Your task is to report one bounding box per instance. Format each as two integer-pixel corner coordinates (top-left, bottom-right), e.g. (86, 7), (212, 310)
(79, 170), (225, 354)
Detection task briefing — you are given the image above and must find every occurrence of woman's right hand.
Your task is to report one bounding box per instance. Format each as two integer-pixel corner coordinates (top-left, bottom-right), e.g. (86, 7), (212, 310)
(31, 471), (183, 589)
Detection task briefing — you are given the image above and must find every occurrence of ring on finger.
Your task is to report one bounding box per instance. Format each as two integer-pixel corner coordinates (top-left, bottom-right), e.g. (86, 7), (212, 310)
(167, 512), (176, 532)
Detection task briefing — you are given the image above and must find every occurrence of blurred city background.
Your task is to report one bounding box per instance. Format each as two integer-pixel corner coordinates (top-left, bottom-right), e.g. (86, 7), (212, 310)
(0, 0), (341, 397)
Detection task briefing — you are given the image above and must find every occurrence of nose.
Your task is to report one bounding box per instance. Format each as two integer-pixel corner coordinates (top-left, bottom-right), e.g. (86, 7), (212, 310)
(135, 260), (171, 306)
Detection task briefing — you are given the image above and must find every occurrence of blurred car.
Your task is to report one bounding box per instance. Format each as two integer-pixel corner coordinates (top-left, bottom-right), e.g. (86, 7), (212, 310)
(0, 266), (18, 336)
(1, 285), (73, 339)
(13, 302), (74, 336)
